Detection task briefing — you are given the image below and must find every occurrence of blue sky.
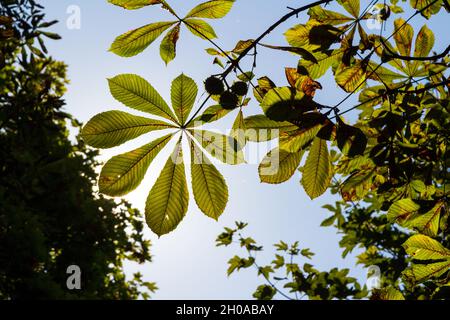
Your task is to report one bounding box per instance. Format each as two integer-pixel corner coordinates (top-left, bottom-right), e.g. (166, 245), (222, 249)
(39, 0), (448, 299)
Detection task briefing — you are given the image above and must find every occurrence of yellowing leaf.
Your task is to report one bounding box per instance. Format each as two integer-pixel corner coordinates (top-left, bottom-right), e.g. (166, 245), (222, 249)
(110, 21), (176, 57)
(338, 0), (360, 18)
(190, 130), (245, 165)
(393, 18), (414, 57)
(308, 6), (353, 25)
(160, 23), (180, 65)
(146, 140), (189, 236)
(244, 115), (296, 142)
(335, 62), (367, 93)
(301, 137), (333, 199)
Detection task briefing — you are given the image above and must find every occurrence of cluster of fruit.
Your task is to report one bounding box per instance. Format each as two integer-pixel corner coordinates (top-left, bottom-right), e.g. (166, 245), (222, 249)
(204, 76), (248, 110)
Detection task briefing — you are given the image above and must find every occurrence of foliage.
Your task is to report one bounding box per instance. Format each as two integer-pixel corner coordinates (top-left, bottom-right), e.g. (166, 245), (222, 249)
(0, 0), (156, 299)
(83, 0), (449, 299)
(216, 222), (368, 300)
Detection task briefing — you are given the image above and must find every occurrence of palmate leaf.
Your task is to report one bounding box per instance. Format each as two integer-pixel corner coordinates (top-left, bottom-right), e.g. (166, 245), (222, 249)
(81, 110), (175, 148)
(108, 74), (177, 123)
(301, 137), (333, 199)
(185, 0), (235, 19)
(146, 140), (189, 236)
(110, 21), (176, 57)
(184, 18), (217, 39)
(259, 148), (304, 184)
(99, 134), (172, 196)
(171, 74), (198, 125)
(412, 24), (435, 73)
(190, 139), (228, 220)
(190, 129), (245, 165)
(160, 23), (180, 65)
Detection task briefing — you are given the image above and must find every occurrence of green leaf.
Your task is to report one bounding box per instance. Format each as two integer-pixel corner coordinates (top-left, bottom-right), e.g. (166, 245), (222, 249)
(259, 148), (304, 184)
(190, 139), (228, 220)
(301, 137), (333, 199)
(403, 234), (450, 260)
(190, 130), (245, 165)
(186, 0), (234, 19)
(99, 134), (172, 196)
(160, 23), (180, 65)
(81, 110), (175, 148)
(244, 115), (296, 142)
(145, 140), (189, 236)
(308, 6), (353, 25)
(108, 74), (177, 122)
(184, 18), (217, 39)
(110, 21), (176, 57)
(171, 74), (198, 125)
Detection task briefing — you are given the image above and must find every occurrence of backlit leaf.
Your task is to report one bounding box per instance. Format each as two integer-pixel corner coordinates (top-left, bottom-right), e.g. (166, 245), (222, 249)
(110, 21), (176, 57)
(82, 110), (175, 148)
(171, 74), (198, 125)
(145, 140), (189, 236)
(186, 0), (234, 19)
(301, 137), (333, 199)
(108, 74), (177, 122)
(160, 23), (180, 65)
(259, 148), (304, 184)
(99, 134), (172, 196)
(190, 139), (228, 220)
